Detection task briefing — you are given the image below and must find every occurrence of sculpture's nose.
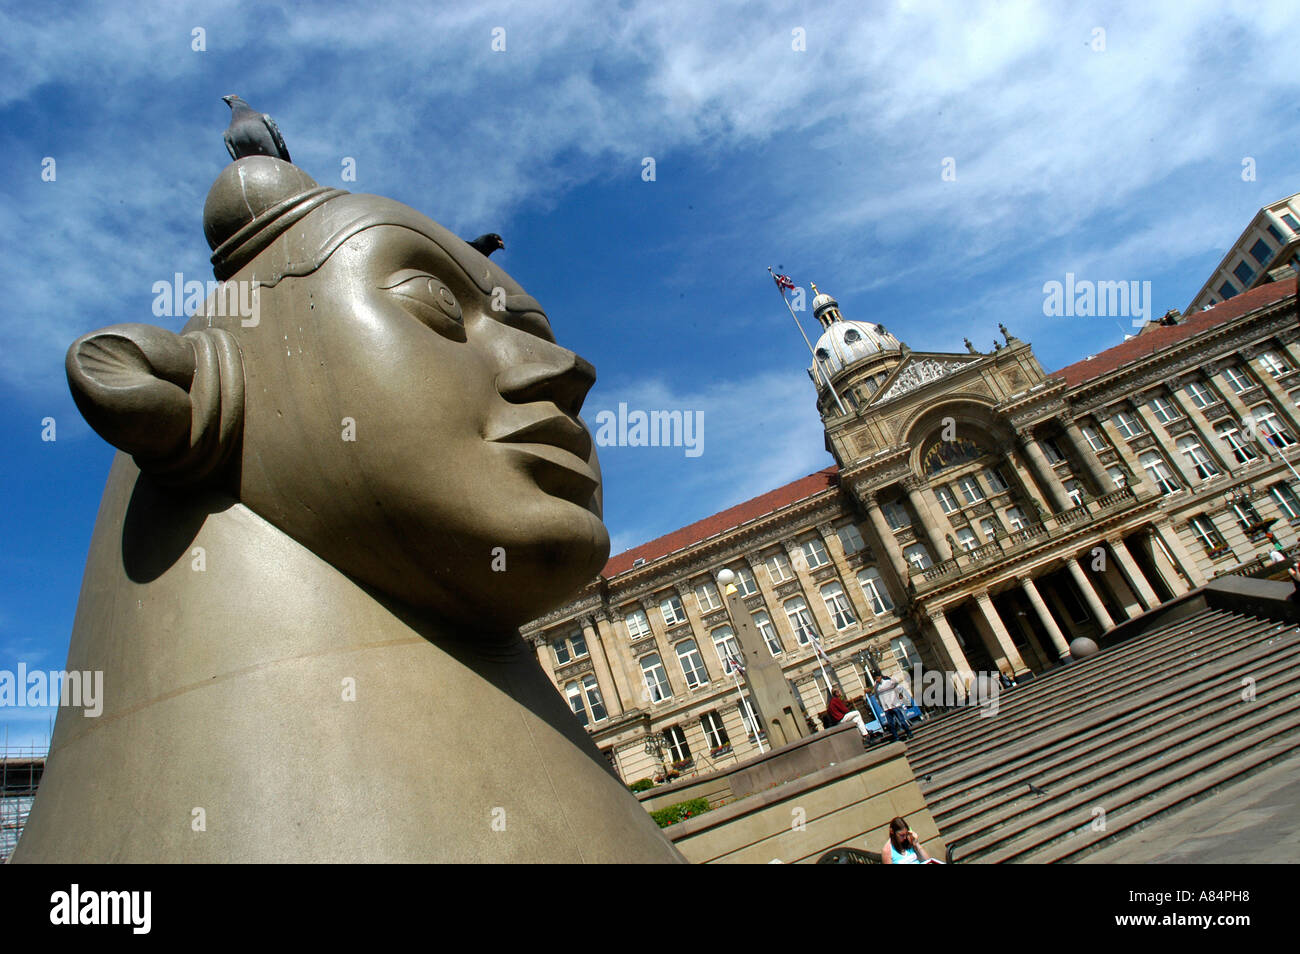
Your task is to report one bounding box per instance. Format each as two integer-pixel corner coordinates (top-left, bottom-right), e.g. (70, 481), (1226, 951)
(495, 349), (596, 419)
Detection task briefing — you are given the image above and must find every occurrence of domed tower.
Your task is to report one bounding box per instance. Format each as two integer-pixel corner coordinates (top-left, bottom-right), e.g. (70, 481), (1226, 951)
(807, 283), (906, 418)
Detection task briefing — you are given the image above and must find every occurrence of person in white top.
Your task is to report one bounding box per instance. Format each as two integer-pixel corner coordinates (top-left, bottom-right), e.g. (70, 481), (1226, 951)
(875, 674), (914, 741)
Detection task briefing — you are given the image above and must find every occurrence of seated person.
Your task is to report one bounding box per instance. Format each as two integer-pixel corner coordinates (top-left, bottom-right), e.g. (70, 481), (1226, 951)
(881, 816), (942, 864)
(826, 688), (870, 738)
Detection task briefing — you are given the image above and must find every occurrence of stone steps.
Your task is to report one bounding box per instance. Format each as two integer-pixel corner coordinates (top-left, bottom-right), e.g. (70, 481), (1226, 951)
(900, 606), (1300, 863)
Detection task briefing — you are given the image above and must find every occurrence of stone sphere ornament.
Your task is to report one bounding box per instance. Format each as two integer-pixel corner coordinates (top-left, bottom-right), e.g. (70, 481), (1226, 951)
(1070, 636), (1101, 660)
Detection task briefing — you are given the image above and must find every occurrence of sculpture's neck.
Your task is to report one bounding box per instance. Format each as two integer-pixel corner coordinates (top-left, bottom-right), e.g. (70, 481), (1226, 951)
(20, 457), (683, 863)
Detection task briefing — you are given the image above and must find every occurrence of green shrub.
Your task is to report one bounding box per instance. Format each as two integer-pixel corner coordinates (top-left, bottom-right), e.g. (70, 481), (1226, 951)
(628, 778), (655, 793)
(650, 797), (711, 828)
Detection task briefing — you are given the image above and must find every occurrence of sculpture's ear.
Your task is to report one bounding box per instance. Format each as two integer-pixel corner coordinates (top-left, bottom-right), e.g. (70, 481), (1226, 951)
(66, 323), (245, 486)
(66, 324), (197, 461)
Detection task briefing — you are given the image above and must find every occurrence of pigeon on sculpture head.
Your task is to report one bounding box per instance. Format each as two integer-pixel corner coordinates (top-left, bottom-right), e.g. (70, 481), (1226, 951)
(222, 95), (291, 164)
(468, 233), (505, 257)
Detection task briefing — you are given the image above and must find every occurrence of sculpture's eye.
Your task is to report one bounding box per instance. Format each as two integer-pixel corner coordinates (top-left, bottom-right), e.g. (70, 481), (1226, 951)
(381, 270), (465, 338)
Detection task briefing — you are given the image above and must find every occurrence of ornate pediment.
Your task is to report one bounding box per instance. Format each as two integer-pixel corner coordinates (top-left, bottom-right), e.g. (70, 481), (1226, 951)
(875, 356), (981, 404)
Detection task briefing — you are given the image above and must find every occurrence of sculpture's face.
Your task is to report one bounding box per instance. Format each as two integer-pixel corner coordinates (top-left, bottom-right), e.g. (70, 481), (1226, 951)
(237, 221), (609, 630)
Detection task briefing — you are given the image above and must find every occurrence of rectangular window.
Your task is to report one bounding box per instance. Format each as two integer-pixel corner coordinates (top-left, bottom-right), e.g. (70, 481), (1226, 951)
(1233, 261), (1256, 286)
(1065, 479), (1085, 507)
(1222, 365), (1252, 393)
(734, 565), (759, 597)
(1107, 466), (1127, 488)
(1216, 422), (1255, 463)
(701, 711), (729, 750)
(1268, 223), (1285, 243)
(624, 608), (652, 640)
(662, 725), (691, 764)
(552, 638), (570, 665)
(765, 550), (793, 584)
(1283, 213), (1300, 231)
(1250, 238), (1275, 266)
(1259, 350), (1291, 377)
(903, 544), (933, 570)
(565, 683), (588, 726)
(1112, 410), (1144, 439)
(837, 523), (866, 555)
(1149, 395), (1180, 424)
(882, 500), (911, 530)
(957, 475), (985, 504)
(1218, 280), (1238, 301)
(935, 485), (960, 514)
(1271, 483), (1300, 520)
(1189, 515), (1227, 553)
(1081, 425), (1107, 451)
(801, 536), (831, 569)
(1185, 381), (1215, 408)
(660, 594), (687, 626)
(695, 580), (721, 613)
(985, 467), (1010, 492)
(1006, 506), (1028, 531)
(569, 631), (588, 658)
(1040, 438), (1066, 464)
(956, 527), (978, 551)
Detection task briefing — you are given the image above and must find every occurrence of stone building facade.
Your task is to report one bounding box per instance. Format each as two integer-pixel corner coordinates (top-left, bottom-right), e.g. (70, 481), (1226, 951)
(523, 274), (1300, 785)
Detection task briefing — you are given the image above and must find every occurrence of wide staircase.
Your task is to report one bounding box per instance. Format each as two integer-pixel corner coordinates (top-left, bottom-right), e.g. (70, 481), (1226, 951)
(906, 601), (1300, 864)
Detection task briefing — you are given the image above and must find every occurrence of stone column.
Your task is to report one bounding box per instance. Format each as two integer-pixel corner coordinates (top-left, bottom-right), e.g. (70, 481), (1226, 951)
(856, 486), (912, 582)
(651, 587), (693, 698)
(1139, 529), (1190, 597)
(925, 608), (971, 704)
(1152, 521), (1207, 588)
(1065, 556), (1115, 631)
(532, 634), (561, 690)
(587, 613), (630, 717)
(1017, 429), (1074, 512)
(996, 438), (1054, 517)
(972, 592), (1027, 675)
(1095, 553), (1142, 621)
(1107, 538), (1160, 610)
(1062, 416), (1113, 495)
(1018, 575), (1071, 660)
(903, 476), (951, 556)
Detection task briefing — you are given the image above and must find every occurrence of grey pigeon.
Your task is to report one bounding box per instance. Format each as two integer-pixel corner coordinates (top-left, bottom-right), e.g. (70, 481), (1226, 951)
(468, 233), (505, 257)
(222, 94), (291, 163)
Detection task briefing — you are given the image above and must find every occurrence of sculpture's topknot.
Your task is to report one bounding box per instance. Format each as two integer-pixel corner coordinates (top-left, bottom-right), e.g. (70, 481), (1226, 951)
(204, 157), (347, 280)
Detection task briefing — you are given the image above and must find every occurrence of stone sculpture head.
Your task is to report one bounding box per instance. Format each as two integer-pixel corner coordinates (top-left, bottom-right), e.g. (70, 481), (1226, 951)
(66, 157), (609, 631)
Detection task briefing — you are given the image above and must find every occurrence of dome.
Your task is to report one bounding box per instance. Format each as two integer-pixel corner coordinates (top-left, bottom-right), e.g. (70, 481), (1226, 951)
(810, 320), (903, 380)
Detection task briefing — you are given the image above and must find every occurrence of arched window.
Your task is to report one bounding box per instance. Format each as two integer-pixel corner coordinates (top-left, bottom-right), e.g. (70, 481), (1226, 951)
(640, 654), (671, 703)
(820, 580), (856, 629)
(783, 596), (816, 645)
(752, 610), (782, 656)
(921, 436), (983, 474)
(1140, 451), (1180, 495)
(1177, 435), (1219, 481)
(675, 639), (709, 689)
(712, 625), (742, 674)
(857, 567), (894, 616)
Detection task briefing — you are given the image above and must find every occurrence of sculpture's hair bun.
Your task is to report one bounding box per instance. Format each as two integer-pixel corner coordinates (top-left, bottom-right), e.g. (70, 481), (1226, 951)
(204, 157), (347, 281)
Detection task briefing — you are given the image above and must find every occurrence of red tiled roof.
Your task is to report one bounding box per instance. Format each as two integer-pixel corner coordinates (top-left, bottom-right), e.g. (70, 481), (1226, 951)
(602, 466), (840, 578)
(1053, 278), (1296, 388)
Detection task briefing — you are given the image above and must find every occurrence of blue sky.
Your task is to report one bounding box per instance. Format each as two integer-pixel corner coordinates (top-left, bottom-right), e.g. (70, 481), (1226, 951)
(2, 0), (1299, 750)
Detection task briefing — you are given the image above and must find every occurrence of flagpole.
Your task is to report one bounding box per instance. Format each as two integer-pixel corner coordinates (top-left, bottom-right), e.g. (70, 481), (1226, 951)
(768, 267), (848, 415)
(731, 665), (765, 754)
(809, 634), (834, 702)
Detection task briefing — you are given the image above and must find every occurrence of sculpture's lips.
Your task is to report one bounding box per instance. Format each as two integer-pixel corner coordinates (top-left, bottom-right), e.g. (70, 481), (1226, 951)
(488, 414), (593, 462)
(488, 414), (599, 500)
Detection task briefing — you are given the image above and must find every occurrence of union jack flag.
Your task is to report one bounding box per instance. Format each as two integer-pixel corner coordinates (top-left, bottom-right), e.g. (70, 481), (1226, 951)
(772, 272), (796, 291)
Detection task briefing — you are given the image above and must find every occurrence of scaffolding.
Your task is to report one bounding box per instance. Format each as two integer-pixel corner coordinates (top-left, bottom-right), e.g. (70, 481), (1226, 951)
(1, 743), (47, 863)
